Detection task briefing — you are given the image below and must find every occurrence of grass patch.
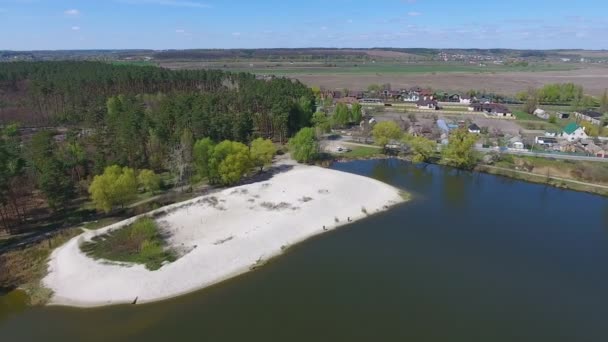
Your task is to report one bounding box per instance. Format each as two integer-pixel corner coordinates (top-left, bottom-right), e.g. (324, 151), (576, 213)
(0, 228), (82, 305)
(340, 146), (382, 159)
(399, 191), (412, 202)
(494, 156), (608, 185)
(80, 217), (176, 271)
(513, 110), (543, 121)
(477, 165), (608, 197)
(516, 120), (561, 130)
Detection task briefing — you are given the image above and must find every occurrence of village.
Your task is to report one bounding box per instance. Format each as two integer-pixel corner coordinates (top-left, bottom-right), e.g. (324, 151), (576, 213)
(321, 86), (608, 160)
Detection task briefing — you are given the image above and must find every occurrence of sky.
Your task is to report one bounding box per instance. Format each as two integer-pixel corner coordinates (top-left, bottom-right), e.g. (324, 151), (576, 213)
(1, 0), (608, 50)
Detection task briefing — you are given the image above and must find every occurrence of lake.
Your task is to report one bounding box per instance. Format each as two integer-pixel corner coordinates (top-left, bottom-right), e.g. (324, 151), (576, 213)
(1, 159), (607, 342)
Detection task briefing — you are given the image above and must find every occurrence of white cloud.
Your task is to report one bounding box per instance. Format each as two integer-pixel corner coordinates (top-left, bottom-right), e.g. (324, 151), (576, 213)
(408, 11), (421, 16)
(232, 32), (241, 36)
(118, 0), (210, 8)
(71, 26), (81, 31)
(175, 29), (185, 33)
(320, 26), (327, 30)
(347, 19), (353, 24)
(65, 9), (80, 16)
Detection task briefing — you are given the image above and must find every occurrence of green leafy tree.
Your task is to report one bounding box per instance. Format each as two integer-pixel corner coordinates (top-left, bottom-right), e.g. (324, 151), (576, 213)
(441, 129), (479, 169)
(27, 131), (75, 210)
(367, 84), (382, 94)
(523, 87), (539, 114)
(138, 169), (161, 193)
(312, 111), (331, 136)
(38, 158), (75, 210)
(0, 124), (27, 228)
(218, 147), (252, 185)
(372, 121), (403, 148)
(89, 165), (138, 213)
(250, 138), (276, 172)
(404, 135), (437, 163)
(333, 103), (350, 127)
(211, 141), (252, 186)
(351, 102), (363, 123)
(297, 95), (314, 127)
(600, 89), (608, 113)
(548, 115), (557, 124)
(289, 127), (318, 163)
(193, 137), (216, 180)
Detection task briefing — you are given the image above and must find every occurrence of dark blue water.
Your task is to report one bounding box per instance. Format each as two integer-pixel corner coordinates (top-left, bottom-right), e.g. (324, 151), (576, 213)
(1, 159), (607, 341)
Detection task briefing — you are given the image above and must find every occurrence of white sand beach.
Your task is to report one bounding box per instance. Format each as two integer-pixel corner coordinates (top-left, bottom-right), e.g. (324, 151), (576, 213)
(43, 164), (404, 307)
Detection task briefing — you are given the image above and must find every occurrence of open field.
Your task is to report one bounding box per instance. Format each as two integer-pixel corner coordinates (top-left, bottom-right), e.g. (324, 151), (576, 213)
(165, 62), (577, 75)
(279, 66), (608, 96)
(158, 60), (608, 96)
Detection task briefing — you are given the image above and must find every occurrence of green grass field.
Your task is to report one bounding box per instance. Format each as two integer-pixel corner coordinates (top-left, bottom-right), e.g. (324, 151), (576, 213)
(339, 145), (382, 159)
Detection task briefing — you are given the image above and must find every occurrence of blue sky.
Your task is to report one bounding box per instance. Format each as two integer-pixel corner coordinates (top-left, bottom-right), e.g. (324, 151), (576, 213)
(1, 0), (607, 50)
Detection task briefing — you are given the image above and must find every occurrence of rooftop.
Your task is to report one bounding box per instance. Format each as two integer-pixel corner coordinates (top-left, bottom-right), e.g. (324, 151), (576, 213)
(563, 122), (580, 135)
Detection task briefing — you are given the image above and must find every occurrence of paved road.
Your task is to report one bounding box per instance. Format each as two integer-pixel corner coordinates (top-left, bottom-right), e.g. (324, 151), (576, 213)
(475, 147), (608, 162)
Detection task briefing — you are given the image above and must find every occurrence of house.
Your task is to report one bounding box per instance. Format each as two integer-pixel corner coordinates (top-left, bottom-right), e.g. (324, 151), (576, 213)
(459, 95), (473, 105)
(562, 122), (588, 142)
(535, 136), (558, 146)
(380, 89), (400, 99)
(402, 91), (420, 102)
(585, 143), (608, 158)
(534, 108), (550, 120)
(448, 94), (461, 102)
(468, 103), (512, 117)
(419, 89), (434, 100)
(544, 131), (558, 137)
(416, 99), (439, 110)
(468, 123), (481, 134)
(347, 90), (365, 99)
(575, 110), (603, 126)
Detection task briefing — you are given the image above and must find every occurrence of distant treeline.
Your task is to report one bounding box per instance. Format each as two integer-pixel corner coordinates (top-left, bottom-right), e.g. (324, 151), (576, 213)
(0, 61), (313, 137)
(152, 48), (377, 61)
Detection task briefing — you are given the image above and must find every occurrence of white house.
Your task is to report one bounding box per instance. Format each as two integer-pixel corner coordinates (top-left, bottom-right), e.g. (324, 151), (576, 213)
(402, 92), (420, 102)
(459, 95), (473, 105)
(562, 122), (588, 142)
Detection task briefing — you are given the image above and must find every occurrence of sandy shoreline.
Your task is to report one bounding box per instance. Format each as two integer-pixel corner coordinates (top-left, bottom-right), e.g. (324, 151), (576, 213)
(43, 164), (404, 308)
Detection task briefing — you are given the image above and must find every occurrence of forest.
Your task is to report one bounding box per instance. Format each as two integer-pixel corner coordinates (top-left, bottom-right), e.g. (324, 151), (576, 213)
(0, 61), (314, 234)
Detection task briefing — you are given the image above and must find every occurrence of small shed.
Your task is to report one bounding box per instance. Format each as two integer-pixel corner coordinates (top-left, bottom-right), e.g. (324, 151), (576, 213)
(468, 123), (481, 134)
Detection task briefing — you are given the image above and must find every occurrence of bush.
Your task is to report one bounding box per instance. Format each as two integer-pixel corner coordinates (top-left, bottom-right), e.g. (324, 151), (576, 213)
(137, 169), (161, 193)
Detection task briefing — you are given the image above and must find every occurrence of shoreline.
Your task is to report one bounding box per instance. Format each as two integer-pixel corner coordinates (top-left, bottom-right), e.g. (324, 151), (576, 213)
(330, 155), (608, 197)
(43, 164), (405, 308)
